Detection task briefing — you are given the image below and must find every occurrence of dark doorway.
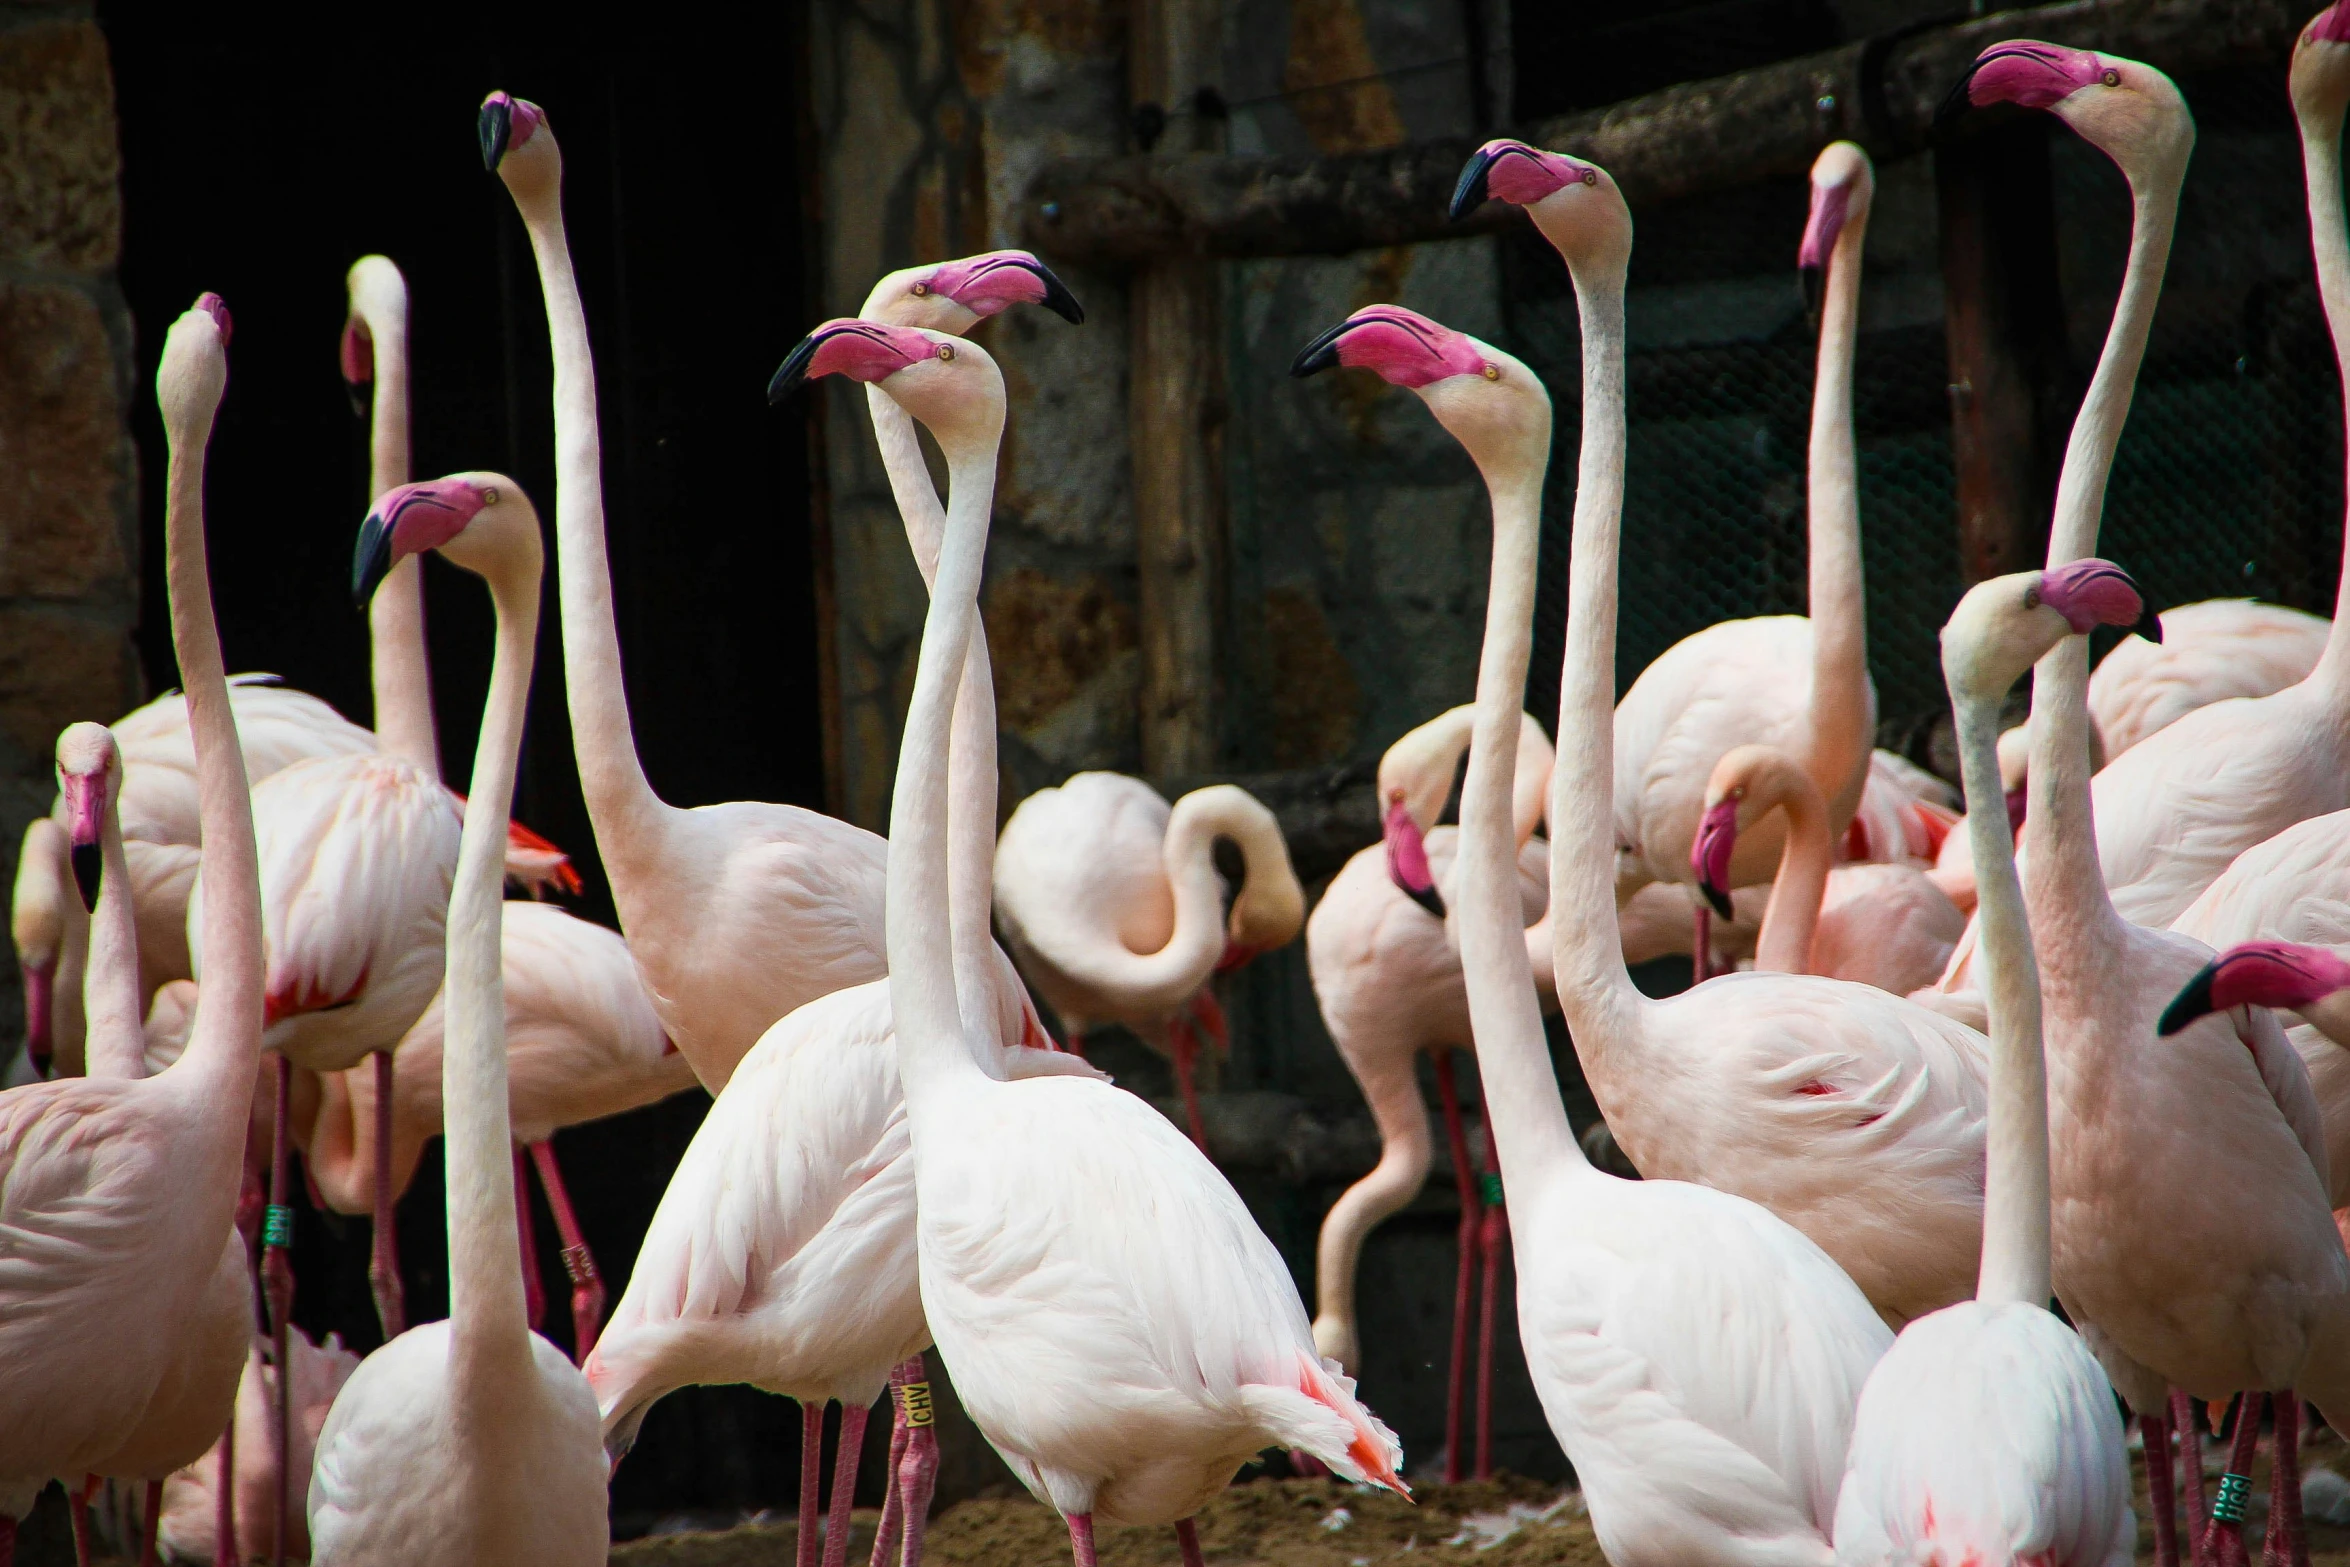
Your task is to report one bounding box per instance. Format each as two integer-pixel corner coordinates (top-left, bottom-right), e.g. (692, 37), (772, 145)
(102, 2), (830, 1530)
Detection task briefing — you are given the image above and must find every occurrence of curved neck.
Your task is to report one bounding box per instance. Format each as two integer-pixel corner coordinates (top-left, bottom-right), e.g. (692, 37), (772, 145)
(508, 168), (665, 853)
(1752, 778), (1829, 975)
(1458, 446), (1577, 1177)
(868, 383), (999, 1037)
(359, 296), (439, 774)
(1954, 672), (2052, 1307)
(80, 791), (145, 1077)
(162, 388), (262, 1108)
(2299, 93), (2350, 672)
(890, 415), (1002, 1118)
(1805, 198), (1872, 826)
(447, 564), (542, 1377)
(1025, 795), (1233, 1015)
(1549, 255), (1643, 1056)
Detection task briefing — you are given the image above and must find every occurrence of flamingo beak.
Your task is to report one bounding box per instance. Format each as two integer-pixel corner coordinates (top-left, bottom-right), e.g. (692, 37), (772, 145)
(352, 509), (397, 607)
(1290, 318), (1353, 379)
(71, 843), (101, 913)
(1383, 800), (1445, 920)
(479, 96), (514, 171)
(1449, 143), (1507, 221)
(2158, 961), (2219, 1036)
(1691, 799), (1739, 921)
(1022, 260), (1087, 324)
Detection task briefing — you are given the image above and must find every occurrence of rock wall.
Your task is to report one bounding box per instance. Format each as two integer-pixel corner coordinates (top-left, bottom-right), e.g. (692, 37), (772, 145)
(0, 4), (140, 1069)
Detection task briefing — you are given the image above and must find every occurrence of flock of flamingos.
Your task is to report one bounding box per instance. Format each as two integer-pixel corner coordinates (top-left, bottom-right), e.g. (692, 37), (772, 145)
(21, 11), (2350, 1567)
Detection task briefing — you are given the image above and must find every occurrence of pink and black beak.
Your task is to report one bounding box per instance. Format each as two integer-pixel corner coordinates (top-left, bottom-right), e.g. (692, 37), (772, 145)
(1291, 306), (1487, 386)
(2037, 558), (2160, 642)
(2161, 941), (2350, 1036)
(341, 317), (373, 419)
(1797, 181), (1851, 333)
(767, 318), (942, 404)
(1383, 799), (1444, 920)
(61, 780), (104, 914)
(924, 252), (1086, 325)
(1691, 799), (1739, 921)
(1448, 138), (1588, 222)
(354, 478), (490, 605)
(479, 92), (544, 171)
(1938, 42), (2111, 130)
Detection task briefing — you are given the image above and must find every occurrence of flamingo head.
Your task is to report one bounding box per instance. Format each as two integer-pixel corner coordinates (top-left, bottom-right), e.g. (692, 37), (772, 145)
(1941, 558), (2155, 702)
(1381, 790), (1445, 920)
(1291, 305), (1550, 477)
(864, 250), (1085, 333)
(770, 318), (1003, 447)
(1693, 745), (1799, 920)
(353, 473), (540, 605)
(480, 93), (556, 194)
(158, 296), (231, 447)
(1799, 142), (1873, 328)
(2160, 941), (2350, 1036)
(1450, 138), (1631, 274)
(2293, 4), (2350, 124)
(54, 722), (117, 913)
(340, 256), (405, 416)
(193, 292), (232, 346)
(1942, 43), (2191, 188)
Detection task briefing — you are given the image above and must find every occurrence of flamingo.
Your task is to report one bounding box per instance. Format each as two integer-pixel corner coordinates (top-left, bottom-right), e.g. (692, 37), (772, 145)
(158, 1327), (361, 1567)
(2011, 6), (2350, 932)
(1692, 744), (1963, 995)
(485, 98), (1078, 1095)
(808, 312), (1402, 1565)
(1294, 223), (1890, 1567)
(1829, 565), (2140, 1567)
(1453, 138), (1992, 1332)
(1946, 39), (2350, 1567)
(1307, 702), (1554, 1483)
(0, 296), (263, 1566)
(992, 774), (1305, 1149)
(307, 471), (607, 1565)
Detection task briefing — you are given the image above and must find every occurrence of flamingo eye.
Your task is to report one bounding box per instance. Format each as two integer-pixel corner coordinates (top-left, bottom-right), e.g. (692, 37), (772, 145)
(481, 486), (500, 505)
(1482, 363), (1500, 381)
(1581, 167), (1598, 186)
(2023, 587), (2041, 610)
(2101, 68), (2119, 85)
(910, 281), (931, 297)
(937, 343), (956, 362)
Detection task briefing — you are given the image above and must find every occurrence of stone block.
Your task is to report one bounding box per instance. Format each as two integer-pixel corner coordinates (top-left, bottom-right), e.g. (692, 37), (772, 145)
(0, 605), (137, 773)
(0, 19), (121, 272)
(982, 565), (1136, 735)
(0, 279), (128, 598)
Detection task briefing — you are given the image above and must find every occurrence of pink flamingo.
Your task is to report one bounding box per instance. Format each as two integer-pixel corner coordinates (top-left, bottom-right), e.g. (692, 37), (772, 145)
(1692, 743), (1963, 996)
(992, 775), (1305, 1150)
(1299, 206), (1888, 1558)
(1455, 139), (1991, 1333)
(157, 1327), (361, 1567)
(0, 296), (263, 1566)
(1306, 702), (1553, 1483)
(307, 472), (607, 1565)
(1831, 566), (2141, 1567)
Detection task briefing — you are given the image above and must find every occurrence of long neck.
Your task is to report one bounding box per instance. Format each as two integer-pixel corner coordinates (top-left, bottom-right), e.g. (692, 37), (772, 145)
(1032, 802), (1229, 1015)
(1805, 201), (1872, 827)
(446, 567), (541, 1376)
(1955, 673), (2053, 1306)
(890, 423), (1000, 1119)
(511, 176), (665, 852)
(1549, 255), (1643, 1052)
(1458, 453), (1578, 1178)
(362, 302), (439, 774)
(1752, 780), (1830, 974)
(2300, 90), (2350, 673)
(162, 395), (262, 1112)
(80, 793), (145, 1077)
(868, 383), (999, 1038)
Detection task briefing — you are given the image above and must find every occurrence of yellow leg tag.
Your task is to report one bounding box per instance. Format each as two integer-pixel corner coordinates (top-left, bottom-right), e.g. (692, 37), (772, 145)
(902, 1380), (935, 1428)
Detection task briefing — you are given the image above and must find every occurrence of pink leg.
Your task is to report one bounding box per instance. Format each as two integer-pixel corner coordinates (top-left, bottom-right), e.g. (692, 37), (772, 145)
(897, 1368), (940, 1567)
(797, 1402), (825, 1567)
(1170, 1017), (1210, 1155)
(68, 1481), (91, 1567)
(216, 1403), (237, 1567)
(2177, 1389), (2211, 1565)
(867, 1364), (912, 1567)
(1474, 1145), (1505, 1483)
(139, 1479), (161, 1567)
(514, 1149), (546, 1334)
(1692, 904), (1712, 984)
(822, 1401), (870, 1567)
(1432, 1053), (1478, 1486)
(528, 1141), (607, 1359)
(1066, 1514), (1099, 1567)
(1190, 986), (1229, 1055)
(368, 1049), (405, 1339)
(2267, 1391), (2307, 1567)
(2211, 1392), (2265, 1567)
(1175, 1517), (1205, 1567)
(262, 1056), (295, 1567)
(2145, 1409), (2181, 1567)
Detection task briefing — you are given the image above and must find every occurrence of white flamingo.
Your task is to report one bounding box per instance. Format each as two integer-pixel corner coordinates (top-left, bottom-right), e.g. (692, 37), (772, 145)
(307, 471), (606, 1565)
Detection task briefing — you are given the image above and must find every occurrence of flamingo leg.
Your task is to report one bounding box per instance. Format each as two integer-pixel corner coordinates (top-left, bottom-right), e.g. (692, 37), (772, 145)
(822, 1401), (870, 1567)
(1474, 1139), (1505, 1483)
(896, 1364), (940, 1567)
(68, 1480), (91, 1567)
(1692, 903), (1712, 983)
(867, 1363), (911, 1567)
(216, 1400), (237, 1567)
(1066, 1513), (1099, 1567)
(262, 1056), (294, 1567)
(797, 1402), (825, 1567)
(2176, 1388), (2211, 1564)
(1175, 1517), (1205, 1567)
(1, 1511), (15, 1567)
(367, 1049), (404, 1338)
(514, 1149), (546, 1335)
(1169, 1015), (1210, 1155)
(139, 1479), (161, 1567)
(2266, 1391), (2307, 1567)
(1432, 1052), (1478, 1487)
(528, 1139), (607, 1359)
(2145, 1410), (2181, 1567)
(2210, 1392), (2265, 1567)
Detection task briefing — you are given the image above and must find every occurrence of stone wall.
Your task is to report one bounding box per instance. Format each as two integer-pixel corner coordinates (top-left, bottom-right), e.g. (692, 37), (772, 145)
(0, 2), (141, 1068)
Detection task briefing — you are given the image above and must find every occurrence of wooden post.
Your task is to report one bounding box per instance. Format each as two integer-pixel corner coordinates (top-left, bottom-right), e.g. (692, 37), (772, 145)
(1131, 0), (1227, 775)
(1937, 119), (2075, 584)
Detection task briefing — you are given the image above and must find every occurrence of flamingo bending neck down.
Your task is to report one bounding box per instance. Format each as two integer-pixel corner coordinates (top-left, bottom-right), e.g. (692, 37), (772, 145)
(1831, 564), (2141, 1567)
(0, 296), (263, 1567)
(1309, 148), (1887, 1561)
(307, 469), (606, 1565)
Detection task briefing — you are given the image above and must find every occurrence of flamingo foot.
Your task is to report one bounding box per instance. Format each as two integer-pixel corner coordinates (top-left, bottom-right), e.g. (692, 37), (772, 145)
(529, 1140), (607, 1359)
(2145, 1409), (2180, 1567)
(897, 1370), (940, 1567)
(1066, 1514), (1099, 1567)
(1175, 1518), (1205, 1567)
(822, 1402), (870, 1567)
(368, 1049), (405, 1339)
(868, 1363), (914, 1567)
(514, 1149), (546, 1334)
(797, 1402), (825, 1567)
(2266, 1391), (2308, 1567)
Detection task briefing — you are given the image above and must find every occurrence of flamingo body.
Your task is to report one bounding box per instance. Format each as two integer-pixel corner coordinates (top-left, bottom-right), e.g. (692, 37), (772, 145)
(161, 1327), (361, 1565)
(2088, 598), (2328, 758)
